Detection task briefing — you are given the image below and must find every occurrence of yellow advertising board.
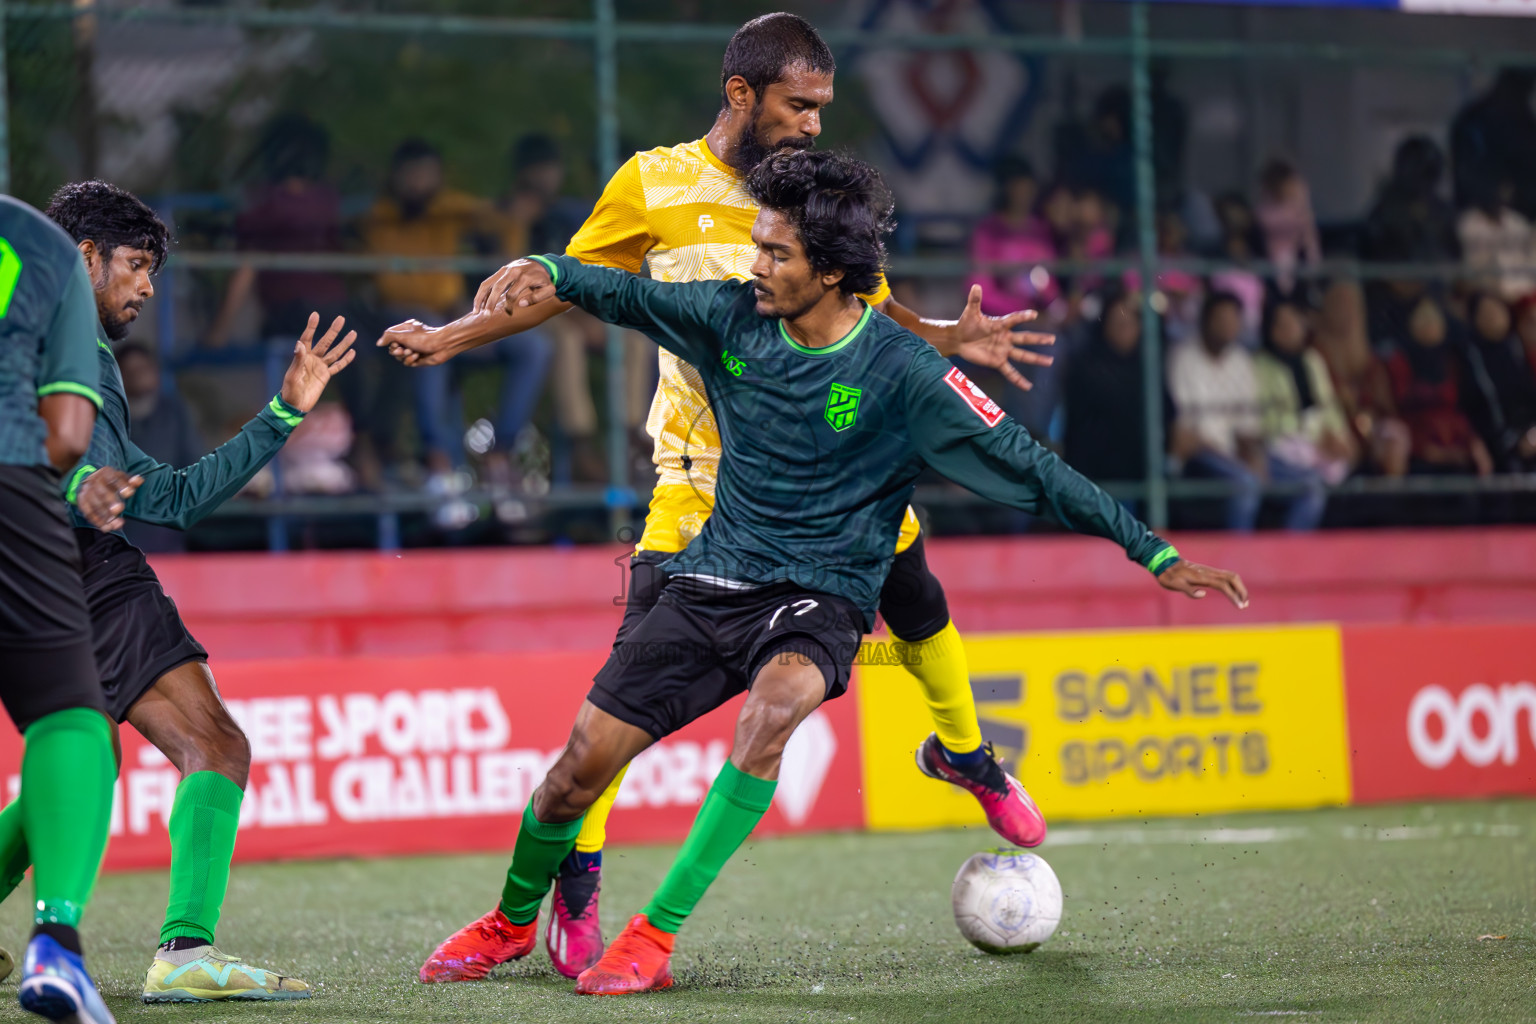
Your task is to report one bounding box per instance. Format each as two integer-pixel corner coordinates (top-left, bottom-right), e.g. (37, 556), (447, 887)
(857, 625), (1351, 830)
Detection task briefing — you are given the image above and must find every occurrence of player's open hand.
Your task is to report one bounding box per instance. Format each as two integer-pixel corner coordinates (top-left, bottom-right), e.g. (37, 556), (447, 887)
(1157, 559), (1249, 610)
(953, 284), (1054, 392)
(378, 318), (449, 367)
(279, 313), (357, 414)
(77, 466), (144, 533)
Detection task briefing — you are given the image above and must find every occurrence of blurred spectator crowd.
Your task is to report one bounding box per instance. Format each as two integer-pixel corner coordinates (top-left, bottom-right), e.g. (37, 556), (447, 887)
(126, 69), (1536, 545)
(961, 68), (1536, 532)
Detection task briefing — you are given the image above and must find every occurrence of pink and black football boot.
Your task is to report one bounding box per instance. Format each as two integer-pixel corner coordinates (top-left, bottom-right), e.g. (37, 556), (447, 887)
(915, 733), (1047, 847)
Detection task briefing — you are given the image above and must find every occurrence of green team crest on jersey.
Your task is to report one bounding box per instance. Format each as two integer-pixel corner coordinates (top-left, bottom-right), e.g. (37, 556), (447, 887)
(825, 382), (862, 432)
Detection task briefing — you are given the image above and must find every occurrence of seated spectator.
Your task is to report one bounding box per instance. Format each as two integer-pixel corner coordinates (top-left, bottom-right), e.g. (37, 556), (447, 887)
(1362, 137), (1459, 345)
(1311, 280), (1410, 477)
(1168, 291), (1327, 531)
(1063, 287), (1164, 487)
(1256, 158), (1321, 299)
(1209, 191), (1266, 344)
(116, 342), (205, 554)
(363, 139), (548, 525)
(1460, 292), (1536, 472)
(1254, 298), (1357, 486)
(1126, 210), (1202, 343)
(1363, 136), (1460, 266)
(1451, 68), (1536, 221)
(1384, 295), (1492, 476)
(1456, 177), (1536, 302)
(208, 113), (347, 348)
(1038, 182), (1115, 320)
(279, 403), (357, 496)
(496, 133), (646, 486)
(967, 156), (1058, 315)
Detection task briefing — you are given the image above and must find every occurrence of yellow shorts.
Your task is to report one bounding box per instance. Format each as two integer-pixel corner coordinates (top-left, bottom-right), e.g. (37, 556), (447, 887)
(637, 484), (921, 556)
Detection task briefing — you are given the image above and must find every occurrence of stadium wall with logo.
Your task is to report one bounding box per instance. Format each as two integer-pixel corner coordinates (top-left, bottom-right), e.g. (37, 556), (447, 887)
(0, 532), (1531, 869)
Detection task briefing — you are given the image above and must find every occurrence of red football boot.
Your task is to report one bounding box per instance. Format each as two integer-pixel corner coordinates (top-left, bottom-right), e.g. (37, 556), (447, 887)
(420, 906), (537, 983)
(915, 733), (1047, 848)
(574, 914), (675, 995)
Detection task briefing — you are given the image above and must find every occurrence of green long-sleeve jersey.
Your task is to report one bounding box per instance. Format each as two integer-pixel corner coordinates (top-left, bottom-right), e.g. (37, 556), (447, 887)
(63, 331), (306, 530)
(538, 254), (1177, 628)
(0, 197), (102, 468)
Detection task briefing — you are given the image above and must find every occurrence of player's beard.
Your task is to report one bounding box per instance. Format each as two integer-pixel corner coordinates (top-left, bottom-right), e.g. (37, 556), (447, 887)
(97, 302), (140, 342)
(730, 101), (815, 174)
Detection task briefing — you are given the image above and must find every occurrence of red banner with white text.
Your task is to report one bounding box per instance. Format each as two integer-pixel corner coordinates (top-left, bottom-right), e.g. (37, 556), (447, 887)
(1342, 623), (1536, 804)
(0, 653), (866, 871)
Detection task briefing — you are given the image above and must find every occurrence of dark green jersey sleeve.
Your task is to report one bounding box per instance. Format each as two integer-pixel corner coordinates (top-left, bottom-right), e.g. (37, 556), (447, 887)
(37, 260), (103, 410)
(538, 253), (740, 367)
(902, 347), (1177, 574)
(109, 395), (304, 530)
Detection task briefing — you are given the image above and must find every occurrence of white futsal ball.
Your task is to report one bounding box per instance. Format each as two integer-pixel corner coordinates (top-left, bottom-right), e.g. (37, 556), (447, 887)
(951, 849), (1062, 954)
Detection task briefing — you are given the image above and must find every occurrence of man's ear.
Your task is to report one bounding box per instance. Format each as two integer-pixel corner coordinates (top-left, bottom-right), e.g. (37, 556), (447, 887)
(821, 268), (846, 290)
(77, 239), (101, 276)
(724, 74), (757, 116)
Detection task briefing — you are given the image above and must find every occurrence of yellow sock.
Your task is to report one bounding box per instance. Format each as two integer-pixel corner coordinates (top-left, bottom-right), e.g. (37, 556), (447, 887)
(891, 620), (984, 754)
(574, 764), (628, 854)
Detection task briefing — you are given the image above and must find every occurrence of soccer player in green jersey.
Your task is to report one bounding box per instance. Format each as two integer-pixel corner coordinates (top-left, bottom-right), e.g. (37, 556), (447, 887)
(0, 195), (117, 1024)
(0, 181), (354, 1004)
(424, 150), (1249, 995)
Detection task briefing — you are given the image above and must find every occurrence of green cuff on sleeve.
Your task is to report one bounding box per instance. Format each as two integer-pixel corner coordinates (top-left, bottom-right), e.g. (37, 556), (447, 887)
(267, 395), (305, 429)
(65, 464), (96, 504)
(38, 381), (104, 410)
(528, 254), (560, 285)
(1146, 546), (1180, 576)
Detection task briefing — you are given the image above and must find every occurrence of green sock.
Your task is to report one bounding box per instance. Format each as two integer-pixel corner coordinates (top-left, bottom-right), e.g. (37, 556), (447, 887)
(0, 799), (31, 906)
(22, 708), (114, 928)
(499, 801), (583, 925)
(159, 771), (245, 946)
(643, 761), (776, 934)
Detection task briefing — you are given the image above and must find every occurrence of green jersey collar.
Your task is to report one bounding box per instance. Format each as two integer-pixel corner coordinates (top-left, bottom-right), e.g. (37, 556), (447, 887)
(778, 301), (872, 357)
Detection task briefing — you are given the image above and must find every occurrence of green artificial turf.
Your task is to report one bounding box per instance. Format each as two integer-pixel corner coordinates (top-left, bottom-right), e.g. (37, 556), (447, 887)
(1, 800), (1531, 1023)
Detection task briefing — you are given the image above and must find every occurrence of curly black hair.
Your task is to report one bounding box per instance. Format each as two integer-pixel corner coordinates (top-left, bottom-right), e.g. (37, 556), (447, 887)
(44, 180), (170, 274)
(745, 149), (894, 297)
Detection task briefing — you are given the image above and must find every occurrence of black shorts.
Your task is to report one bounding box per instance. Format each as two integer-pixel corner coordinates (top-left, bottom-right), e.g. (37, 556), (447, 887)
(0, 465), (104, 731)
(612, 548), (675, 651)
(876, 534), (951, 644)
(590, 577), (865, 740)
(619, 533), (951, 650)
(74, 528), (206, 723)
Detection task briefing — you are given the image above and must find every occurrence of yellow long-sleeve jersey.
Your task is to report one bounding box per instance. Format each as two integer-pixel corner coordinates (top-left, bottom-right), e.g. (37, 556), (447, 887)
(566, 137), (920, 555)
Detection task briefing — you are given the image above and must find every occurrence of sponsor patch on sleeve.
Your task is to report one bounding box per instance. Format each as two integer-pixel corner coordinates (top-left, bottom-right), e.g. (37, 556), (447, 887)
(943, 367), (1006, 428)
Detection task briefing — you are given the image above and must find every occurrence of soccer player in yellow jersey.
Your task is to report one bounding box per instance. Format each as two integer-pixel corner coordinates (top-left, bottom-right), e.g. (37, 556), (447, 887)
(382, 13), (1055, 984)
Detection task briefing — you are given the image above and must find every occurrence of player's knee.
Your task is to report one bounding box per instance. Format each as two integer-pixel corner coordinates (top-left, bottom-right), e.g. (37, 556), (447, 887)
(734, 693), (808, 766)
(533, 758), (604, 823)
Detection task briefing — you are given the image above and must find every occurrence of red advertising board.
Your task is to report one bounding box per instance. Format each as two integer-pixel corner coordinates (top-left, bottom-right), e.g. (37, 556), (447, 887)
(0, 653), (865, 871)
(1343, 624), (1536, 803)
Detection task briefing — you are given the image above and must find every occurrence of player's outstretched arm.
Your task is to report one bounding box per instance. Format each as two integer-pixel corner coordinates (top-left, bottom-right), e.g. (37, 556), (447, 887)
(74, 313), (357, 532)
(881, 284), (1053, 392)
(902, 349), (1248, 609)
(512, 255), (736, 368)
(379, 291), (573, 367)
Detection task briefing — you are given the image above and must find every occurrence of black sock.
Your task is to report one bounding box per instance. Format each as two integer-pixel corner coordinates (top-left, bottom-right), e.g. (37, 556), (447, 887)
(31, 922), (81, 955)
(160, 935), (210, 952)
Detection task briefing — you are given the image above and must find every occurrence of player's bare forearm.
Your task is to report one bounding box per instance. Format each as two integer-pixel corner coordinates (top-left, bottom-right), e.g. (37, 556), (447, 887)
(380, 294), (571, 367)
